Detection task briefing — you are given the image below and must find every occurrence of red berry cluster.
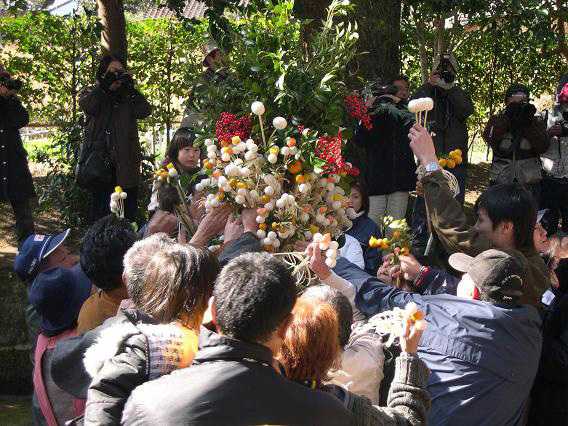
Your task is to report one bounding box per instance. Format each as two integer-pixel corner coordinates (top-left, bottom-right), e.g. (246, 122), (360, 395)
(215, 112), (252, 143)
(345, 94), (373, 130)
(315, 132), (346, 175)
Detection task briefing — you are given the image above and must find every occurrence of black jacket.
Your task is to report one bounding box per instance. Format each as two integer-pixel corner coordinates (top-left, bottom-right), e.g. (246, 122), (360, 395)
(411, 83), (474, 159)
(0, 95), (35, 202)
(351, 98), (416, 196)
(530, 287), (568, 425)
(122, 327), (353, 425)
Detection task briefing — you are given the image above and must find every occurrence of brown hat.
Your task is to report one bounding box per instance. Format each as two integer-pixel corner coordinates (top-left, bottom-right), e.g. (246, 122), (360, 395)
(449, 249), (525, 306)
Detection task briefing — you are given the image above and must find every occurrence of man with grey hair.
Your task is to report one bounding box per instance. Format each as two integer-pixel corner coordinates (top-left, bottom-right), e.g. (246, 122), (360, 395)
(121, 232), (174, 308)
(49, 233), (176, 400)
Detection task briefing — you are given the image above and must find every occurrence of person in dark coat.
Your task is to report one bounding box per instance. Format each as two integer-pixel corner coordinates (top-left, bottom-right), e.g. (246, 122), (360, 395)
(0, 69), (35, 242)
(411, 53), (473, 200)
(350, 83), (416, 225)
(347, 181), (382, 275)
(483, 83), (549, 204)
(411, 53), (474, 256)
(79, 55), (151, 223)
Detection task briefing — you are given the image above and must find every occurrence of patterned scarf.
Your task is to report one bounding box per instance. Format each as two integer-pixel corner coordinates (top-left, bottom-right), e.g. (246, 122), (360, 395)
(137, 322), (199, 380)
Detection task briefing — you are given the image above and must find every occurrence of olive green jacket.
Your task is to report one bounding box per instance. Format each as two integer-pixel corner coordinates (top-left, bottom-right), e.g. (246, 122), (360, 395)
(421, 170), (550, 307)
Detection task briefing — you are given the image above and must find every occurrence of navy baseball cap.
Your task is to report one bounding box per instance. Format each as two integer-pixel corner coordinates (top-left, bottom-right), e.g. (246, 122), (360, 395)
(29, 264), (92, 335)
(14, 229), (70, 282)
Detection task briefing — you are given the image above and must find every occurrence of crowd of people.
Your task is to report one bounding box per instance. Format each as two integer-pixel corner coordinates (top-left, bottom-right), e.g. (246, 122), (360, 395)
(2, 46), (568, 425)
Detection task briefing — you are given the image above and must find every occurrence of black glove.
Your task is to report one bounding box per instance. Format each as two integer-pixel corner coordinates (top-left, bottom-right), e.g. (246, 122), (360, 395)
(119, 73), (134, 91)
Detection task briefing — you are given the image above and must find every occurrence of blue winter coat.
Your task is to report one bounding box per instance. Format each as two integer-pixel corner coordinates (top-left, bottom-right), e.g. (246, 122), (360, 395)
(346, 215), (381, 275)
(334, 258), (542, 426)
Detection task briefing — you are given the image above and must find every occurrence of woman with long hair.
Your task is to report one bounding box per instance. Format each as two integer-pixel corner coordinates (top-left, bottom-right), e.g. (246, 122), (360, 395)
(78, 55), (151, 223)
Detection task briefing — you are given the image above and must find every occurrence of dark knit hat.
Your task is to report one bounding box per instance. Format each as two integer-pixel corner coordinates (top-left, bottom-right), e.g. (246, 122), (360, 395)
(505, 84), (530, 102)
(449, 249), (525, 306)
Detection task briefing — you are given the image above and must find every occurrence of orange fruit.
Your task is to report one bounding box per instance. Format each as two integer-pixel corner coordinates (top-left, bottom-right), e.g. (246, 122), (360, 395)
(287, 137), (296, 147)
(288, 160), (303, 175)
(392, 230), (401, 240)
(438, 158), (447, 168)
(259, 223), (267, 230)
(446, 159), (456, 169)
(295, 174), (306, 184)
(260, 195), (271, 204)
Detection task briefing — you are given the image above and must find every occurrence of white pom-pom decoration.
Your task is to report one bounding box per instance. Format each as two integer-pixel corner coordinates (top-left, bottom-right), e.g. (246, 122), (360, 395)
(325, 258), (337, 268)
(272, 116), (287, 130)
(251, 101), (266, 116)
(268, 154), (278, 164)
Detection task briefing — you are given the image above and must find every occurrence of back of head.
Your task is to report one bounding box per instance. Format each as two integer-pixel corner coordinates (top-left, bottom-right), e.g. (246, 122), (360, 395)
(475, 184), (537, 251)
(278, 298), (340, 384)
(213, 252), (297, 344)
(302, 285), (352, 348)
(157, 184), (181, 214)
(123, 233), (175, 304)
(81, 215), (138, 291)
(137, 244), (219, 326)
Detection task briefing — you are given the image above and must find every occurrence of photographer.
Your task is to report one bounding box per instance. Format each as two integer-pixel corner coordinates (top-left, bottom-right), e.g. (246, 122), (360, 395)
(78, 55), (151, 223)
(483, 84), (549, 204)
(410, 54), (473, 258)
(351, 82), (416, 224)
(540, 75), (568, 234)
(0, 68), (36, 243)
(411, 53), (473, 201)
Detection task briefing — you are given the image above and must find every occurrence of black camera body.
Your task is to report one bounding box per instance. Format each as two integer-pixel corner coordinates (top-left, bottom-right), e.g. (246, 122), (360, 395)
(102, 69), (133, 91)
(0, 74), (23, 91)
(506, 101), (537, 127)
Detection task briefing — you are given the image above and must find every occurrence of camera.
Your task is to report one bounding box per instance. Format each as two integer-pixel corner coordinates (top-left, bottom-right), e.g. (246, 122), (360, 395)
(102, 69), (133, 90)
(506, 101), (536, 126)
(0, 74), (23, 91)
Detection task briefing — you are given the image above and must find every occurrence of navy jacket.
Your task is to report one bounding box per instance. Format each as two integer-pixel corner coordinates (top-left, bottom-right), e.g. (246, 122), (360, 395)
(346, 215), (381, 275)
(335, 258), (542, 426)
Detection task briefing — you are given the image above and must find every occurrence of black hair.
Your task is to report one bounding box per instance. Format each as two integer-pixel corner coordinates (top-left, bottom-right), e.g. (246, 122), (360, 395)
(213, 252), (297, 344)
(302, 285), (353, 348)
(474, 184), (537, 251)
(96, 54), (124, 83)
(165, 128), (198, 168)
(504, 83), (530, 102)
(351, 180), (370, 216)
(390, 74), (409, 84)
(80, 215), (138, 291)
(158, 184), (181, 214)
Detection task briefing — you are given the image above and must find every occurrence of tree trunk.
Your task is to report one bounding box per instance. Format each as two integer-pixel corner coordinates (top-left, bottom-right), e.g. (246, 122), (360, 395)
(294, 0), (402, 82)
(97, 0), (128, 64)
(293, 0), (332, 46)
(352, 0), (402, 82)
